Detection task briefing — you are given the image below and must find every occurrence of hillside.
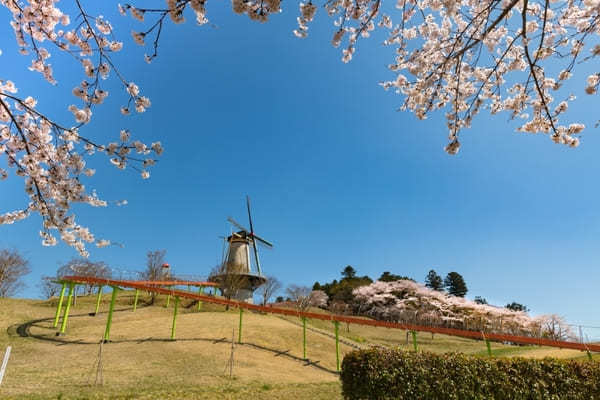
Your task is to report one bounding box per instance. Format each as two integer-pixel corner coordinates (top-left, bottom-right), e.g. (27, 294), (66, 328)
(0, 292), (596, 399)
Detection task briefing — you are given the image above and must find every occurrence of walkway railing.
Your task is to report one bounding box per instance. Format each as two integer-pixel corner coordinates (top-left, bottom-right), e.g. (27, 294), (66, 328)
(52, 275), (599, 371)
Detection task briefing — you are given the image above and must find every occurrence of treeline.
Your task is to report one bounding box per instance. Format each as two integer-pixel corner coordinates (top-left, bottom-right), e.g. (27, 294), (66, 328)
(308, 265), (528, 313)
(0, 248), (172, 300)
(0, 246), (528, 314)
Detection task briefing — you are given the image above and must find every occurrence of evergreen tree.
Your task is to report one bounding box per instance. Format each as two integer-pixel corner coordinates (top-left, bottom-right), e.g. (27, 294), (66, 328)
(315, 267), (373, 304)
(424, 269), (444, 291)
(444, 272), (468, 297)
(506, 302), (529, 312)
(341, 265), (357, 279)
(379, 271), (414, 282)
(474, 296), (488, 305)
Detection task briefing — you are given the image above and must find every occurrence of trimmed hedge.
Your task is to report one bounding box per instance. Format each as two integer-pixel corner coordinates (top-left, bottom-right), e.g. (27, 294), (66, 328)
(340, 348), (600, 400)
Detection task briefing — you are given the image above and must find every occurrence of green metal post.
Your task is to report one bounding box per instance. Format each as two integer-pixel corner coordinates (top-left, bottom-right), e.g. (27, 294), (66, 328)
(103, 286), (119, 342)
(53, 282), (67, 328)
(588, 351), (593, 361)
(197, 286), (204, 311)
(486, 339), (492, 357)
(94, 285), (103, 315)
(171, 296), (180, 340)
(133, 289), (139, 312)
(411, 330), (418, 352)
(238, 308), (244, 344)
(334, 321), (340, 372)
(302, 317), (307, 360)
(165, 294), (171, 308)
(59, 282), (75, 334)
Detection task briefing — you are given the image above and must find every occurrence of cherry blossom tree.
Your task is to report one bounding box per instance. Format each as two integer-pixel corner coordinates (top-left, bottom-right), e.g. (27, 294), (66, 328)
(1, 0), (163, 257)
(353, 279), (575, 339)
(2, 0), (599, 255)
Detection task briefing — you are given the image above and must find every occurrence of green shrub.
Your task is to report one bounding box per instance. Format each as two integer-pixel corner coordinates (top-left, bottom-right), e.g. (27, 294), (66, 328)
(340, 348), (600, 399)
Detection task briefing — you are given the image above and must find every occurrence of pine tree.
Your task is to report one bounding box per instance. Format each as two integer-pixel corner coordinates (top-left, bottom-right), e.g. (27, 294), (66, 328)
(444, 272), (468, 297)
(379, 271), (414, 282)
(424, 270), (444, 291)
(506, 302), (529, 312)
(341, 265), (357, 280)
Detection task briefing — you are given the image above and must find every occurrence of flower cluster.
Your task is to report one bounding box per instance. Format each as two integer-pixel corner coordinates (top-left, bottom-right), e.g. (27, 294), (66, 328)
(353, 280), (574, 340)
(1, 1), (160, 255)
(288, 0), (599, 153)
(123, 0), (600, 154)
(4, 0), (600, 254)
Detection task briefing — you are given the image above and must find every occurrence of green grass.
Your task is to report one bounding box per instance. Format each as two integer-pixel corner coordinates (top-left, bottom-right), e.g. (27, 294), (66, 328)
(0, 293), (595, 399)
(280, 307), (594, 358)
(1, 293), (343, 399)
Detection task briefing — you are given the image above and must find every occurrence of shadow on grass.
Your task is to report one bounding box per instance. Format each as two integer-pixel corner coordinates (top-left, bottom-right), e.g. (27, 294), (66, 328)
(7, 306), (139, 340)
(8, 308), (339, 375)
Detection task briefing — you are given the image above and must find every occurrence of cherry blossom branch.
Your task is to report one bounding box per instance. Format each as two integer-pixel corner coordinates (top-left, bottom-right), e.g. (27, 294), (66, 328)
(451, 0), (517, 60)
(522, 0), (558, 135)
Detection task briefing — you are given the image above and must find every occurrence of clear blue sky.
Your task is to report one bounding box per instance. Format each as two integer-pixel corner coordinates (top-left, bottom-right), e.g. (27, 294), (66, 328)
(1, 2), (599, 331)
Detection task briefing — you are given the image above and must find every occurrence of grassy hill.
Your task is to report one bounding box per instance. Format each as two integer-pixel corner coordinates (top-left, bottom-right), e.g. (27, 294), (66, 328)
(0, 291), (596, 399)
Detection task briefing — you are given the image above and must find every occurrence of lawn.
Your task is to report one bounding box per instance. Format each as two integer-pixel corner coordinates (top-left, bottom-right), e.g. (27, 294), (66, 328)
(0, 292), (595, 399)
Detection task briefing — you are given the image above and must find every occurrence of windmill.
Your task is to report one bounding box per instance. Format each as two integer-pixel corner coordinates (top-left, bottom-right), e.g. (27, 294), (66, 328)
(210, 196), (273, 303)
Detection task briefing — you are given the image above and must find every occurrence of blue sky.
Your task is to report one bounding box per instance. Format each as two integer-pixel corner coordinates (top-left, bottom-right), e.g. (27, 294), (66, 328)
(1, 2), (599, 332)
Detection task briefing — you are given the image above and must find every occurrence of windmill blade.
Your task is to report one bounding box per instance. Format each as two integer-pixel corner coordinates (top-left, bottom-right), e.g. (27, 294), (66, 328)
(227, 216), (249, 233)
(245, 196), (273, 247)
(253, 234), (273, 248)
(246, 196), (256, 235)
(247, 196), (262, 275)
(221, 236), (228, 265)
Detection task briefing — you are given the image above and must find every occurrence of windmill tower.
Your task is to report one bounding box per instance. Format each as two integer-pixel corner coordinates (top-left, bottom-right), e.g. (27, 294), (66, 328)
(210, 196), (273, 303)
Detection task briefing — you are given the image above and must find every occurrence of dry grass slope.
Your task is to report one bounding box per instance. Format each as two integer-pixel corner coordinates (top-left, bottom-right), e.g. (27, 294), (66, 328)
(0, 291), (596, 399)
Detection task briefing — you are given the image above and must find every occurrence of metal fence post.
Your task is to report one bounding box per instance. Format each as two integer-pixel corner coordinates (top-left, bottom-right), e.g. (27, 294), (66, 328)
(303, 317), (307, 360)
(94, 285), (103, 315)
(133, 289), (139, 312)
(197, 286), (203, 311)
(171, 296), (180, 340)
(238, 308), (244, 344)
(411, 330), (418, 352)
(103, 286), (119, 342)
(334, 321), (340, 372)
(486, 339), (492, 357)
(59, 282), (75, 334)
(53, 282), (67, 328)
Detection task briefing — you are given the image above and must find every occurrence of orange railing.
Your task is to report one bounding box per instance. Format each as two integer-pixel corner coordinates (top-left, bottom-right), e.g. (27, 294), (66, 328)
(62, 275), (600, 353)
(119, 280), (218, 287)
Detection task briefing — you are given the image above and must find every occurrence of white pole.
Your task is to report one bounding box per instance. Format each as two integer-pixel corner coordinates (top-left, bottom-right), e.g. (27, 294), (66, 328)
(0, 346), (12, 386)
